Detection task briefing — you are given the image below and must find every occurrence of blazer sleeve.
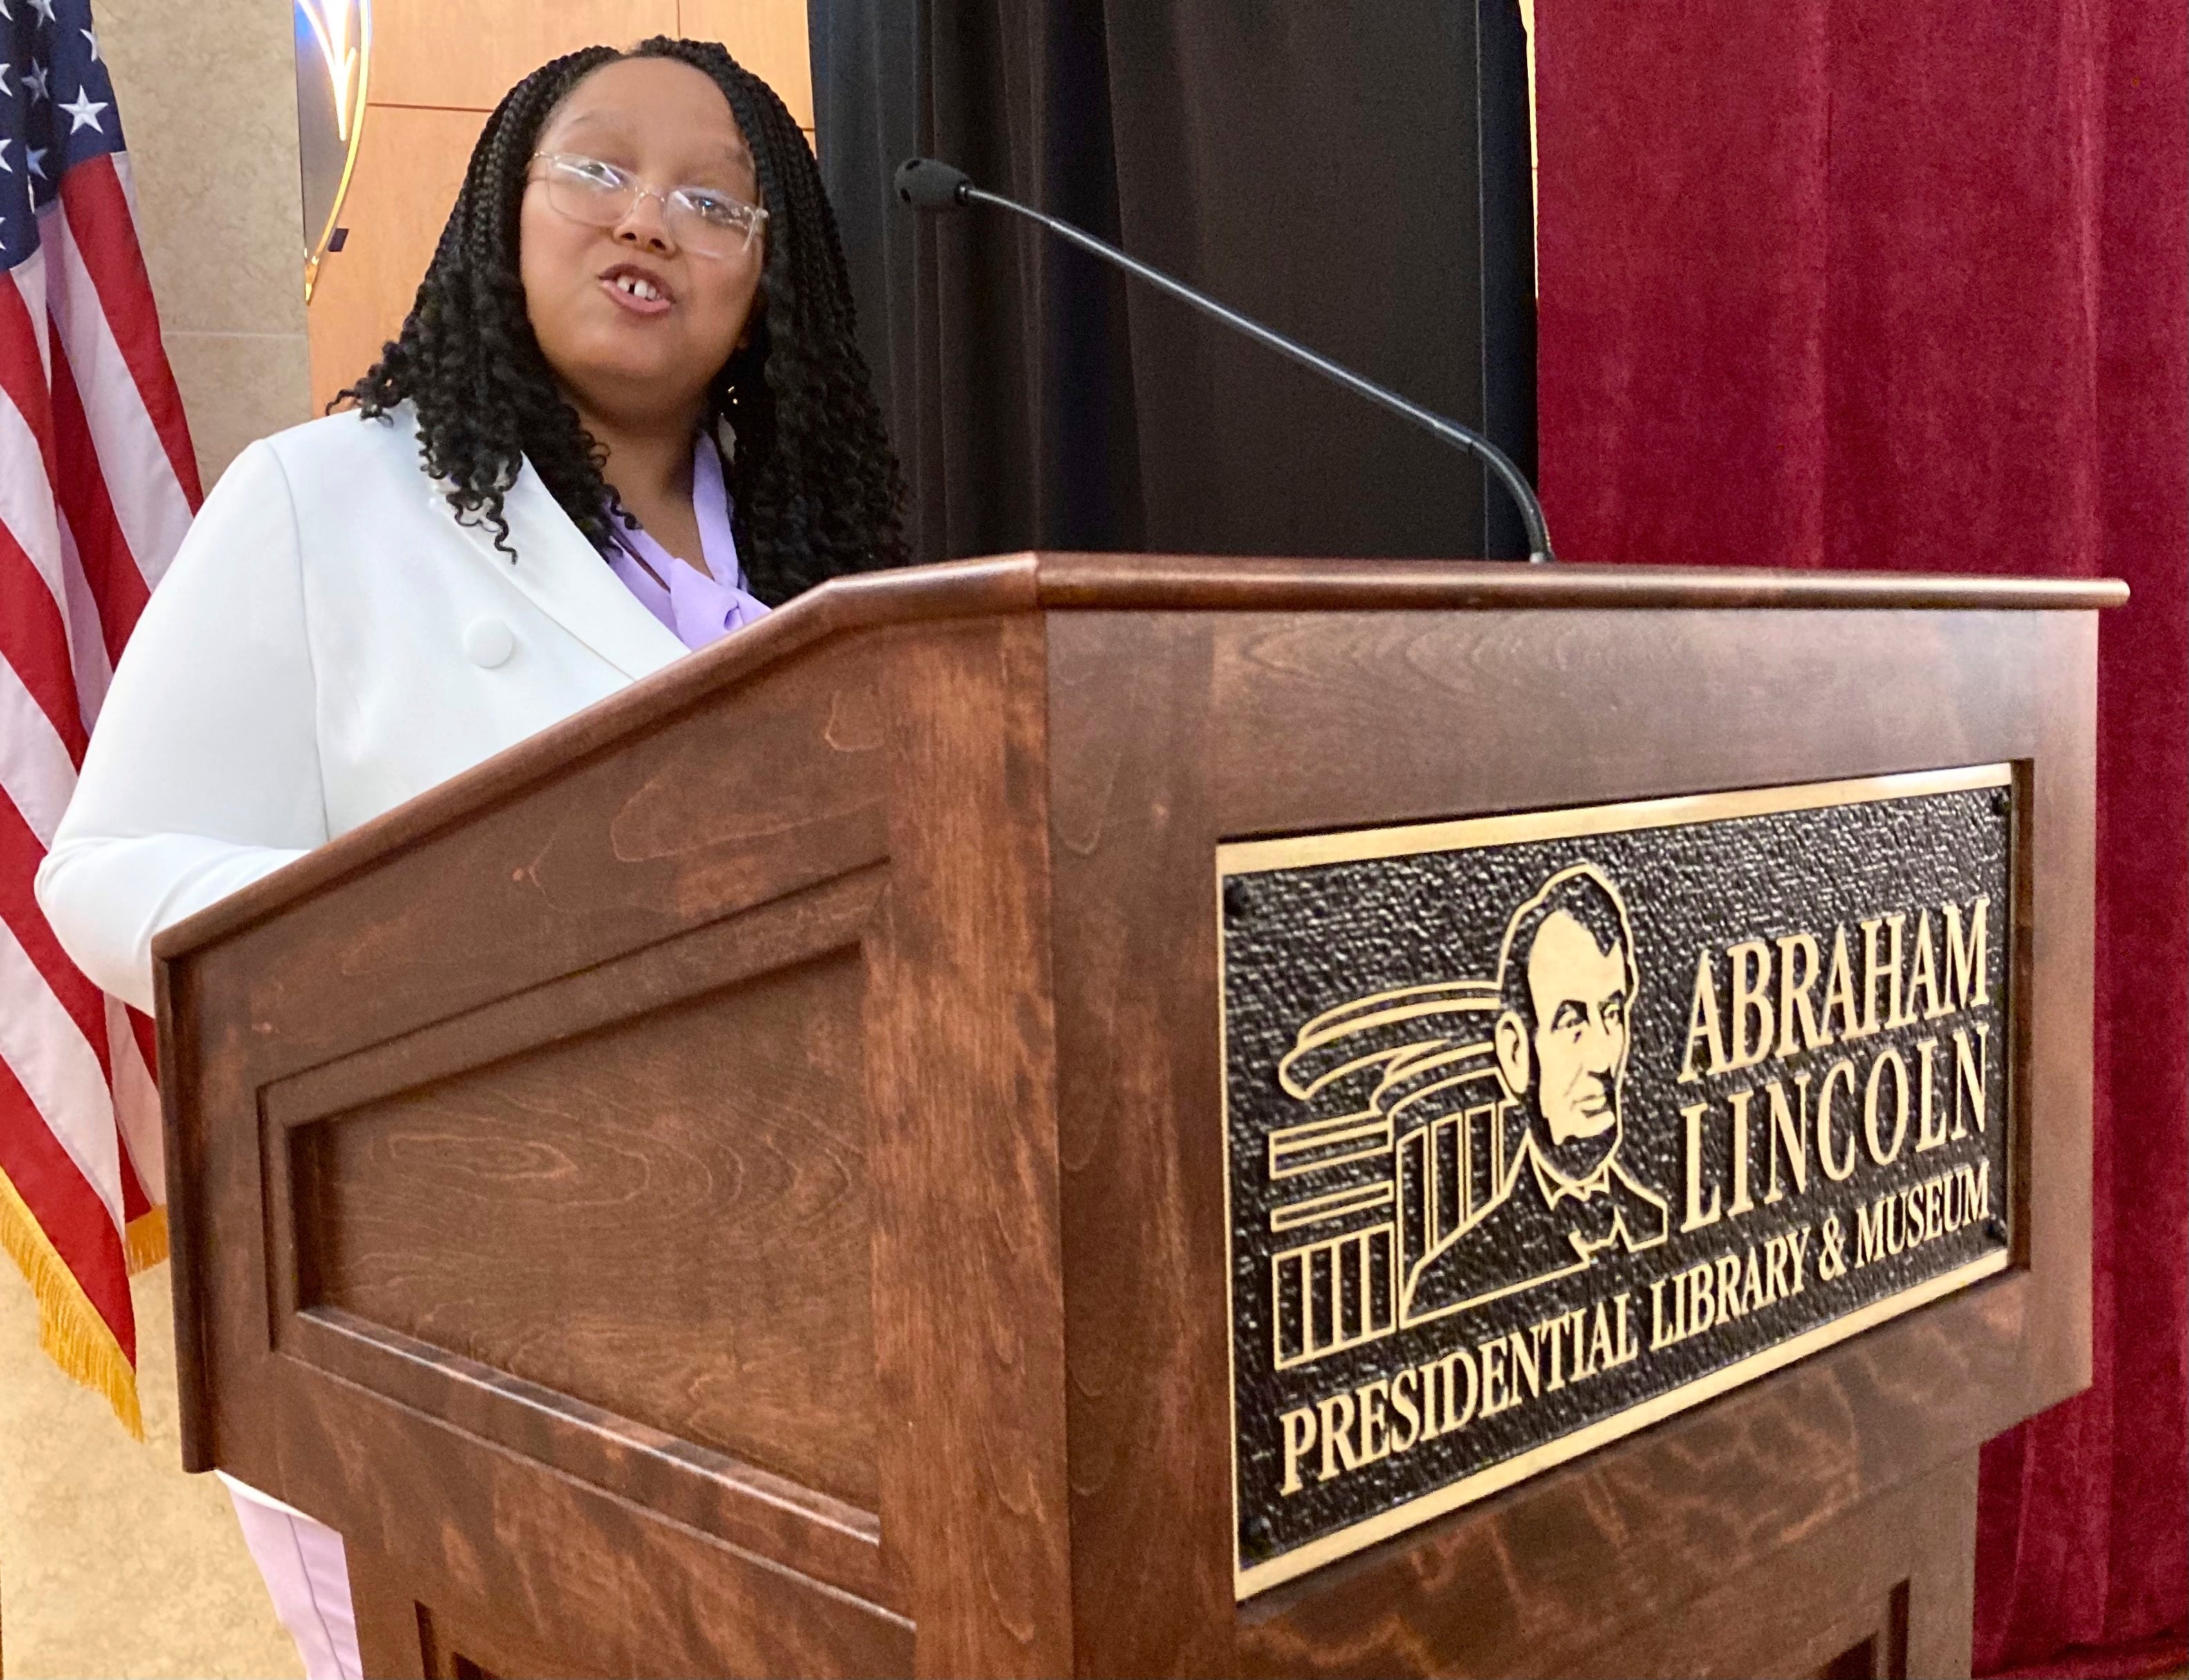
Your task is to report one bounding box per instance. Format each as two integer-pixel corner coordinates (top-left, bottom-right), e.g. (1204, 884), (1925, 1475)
(34, 440), (328, 1013)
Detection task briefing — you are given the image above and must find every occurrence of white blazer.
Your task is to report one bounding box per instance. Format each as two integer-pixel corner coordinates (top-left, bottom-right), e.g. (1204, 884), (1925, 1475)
(36, 404), (697, 1014)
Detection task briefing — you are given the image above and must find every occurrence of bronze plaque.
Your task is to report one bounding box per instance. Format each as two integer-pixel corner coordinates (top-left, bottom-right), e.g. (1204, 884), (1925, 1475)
(1218, 766), (2015, 1597)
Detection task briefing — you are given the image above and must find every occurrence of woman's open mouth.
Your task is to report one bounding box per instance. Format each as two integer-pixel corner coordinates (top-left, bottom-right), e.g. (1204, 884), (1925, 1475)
(600, 264), (674, 316)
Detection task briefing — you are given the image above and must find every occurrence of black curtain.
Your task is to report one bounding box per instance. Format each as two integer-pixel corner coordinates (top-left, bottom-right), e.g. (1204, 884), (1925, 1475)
(810, 3), (1537, 565)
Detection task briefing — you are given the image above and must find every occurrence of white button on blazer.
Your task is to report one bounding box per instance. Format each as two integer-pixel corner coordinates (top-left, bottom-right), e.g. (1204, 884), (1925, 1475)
(462, 616), (517, 668)
(35, 403), (692, 1014)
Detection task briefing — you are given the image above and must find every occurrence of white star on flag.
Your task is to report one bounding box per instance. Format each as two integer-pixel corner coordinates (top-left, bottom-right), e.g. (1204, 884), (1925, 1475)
(0, 1), (13, 22)
(0, 140), (11, 175)
(26, 62), (49, 104)
(82, 26), (99, 61)
(0, 64), (12, 97)
(28, 0), (54, 24)
(26, 147), (46, 178)
(61, 88), (109, 133)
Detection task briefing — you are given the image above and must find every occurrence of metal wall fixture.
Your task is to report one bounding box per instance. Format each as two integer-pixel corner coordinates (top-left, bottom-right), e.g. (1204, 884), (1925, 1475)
(294, 0), (373, 302)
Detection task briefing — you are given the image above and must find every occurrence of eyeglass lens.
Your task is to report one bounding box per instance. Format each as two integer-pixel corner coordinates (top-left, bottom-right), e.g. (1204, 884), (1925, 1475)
(539, 156), (763, 256)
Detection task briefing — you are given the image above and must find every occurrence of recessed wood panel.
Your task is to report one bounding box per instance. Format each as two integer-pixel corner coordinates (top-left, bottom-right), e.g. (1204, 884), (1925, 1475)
(370, 0), (681, 111)
(365, 0), (808, 122)
(306, 104), (486, 412)
(678, 0), (815, 128)
(297, 948), (878, 1508)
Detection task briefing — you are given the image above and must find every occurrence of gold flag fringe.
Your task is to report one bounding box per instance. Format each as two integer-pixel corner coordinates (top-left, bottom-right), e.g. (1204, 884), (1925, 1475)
(126, 1205), (170, 1275)
(0, 1164), (146, 1439)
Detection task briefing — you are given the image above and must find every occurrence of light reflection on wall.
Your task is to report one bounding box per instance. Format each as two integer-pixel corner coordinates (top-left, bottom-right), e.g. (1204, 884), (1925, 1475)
(294, 0), (373, 302)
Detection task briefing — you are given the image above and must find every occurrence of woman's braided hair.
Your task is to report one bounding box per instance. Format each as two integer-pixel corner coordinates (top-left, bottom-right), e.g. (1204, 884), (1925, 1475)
(338, 37), (903, 603)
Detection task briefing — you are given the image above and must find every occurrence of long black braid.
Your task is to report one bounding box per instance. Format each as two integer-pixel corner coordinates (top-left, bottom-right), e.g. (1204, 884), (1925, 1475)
(338, 38), (904, 603)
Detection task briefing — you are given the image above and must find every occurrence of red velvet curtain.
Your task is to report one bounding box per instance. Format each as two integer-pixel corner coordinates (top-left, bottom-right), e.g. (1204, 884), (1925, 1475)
(1533, 3), (2188, 1673)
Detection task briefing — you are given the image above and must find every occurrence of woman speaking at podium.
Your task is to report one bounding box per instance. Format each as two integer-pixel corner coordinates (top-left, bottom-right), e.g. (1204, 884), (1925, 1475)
(35, 38), (901, 1680)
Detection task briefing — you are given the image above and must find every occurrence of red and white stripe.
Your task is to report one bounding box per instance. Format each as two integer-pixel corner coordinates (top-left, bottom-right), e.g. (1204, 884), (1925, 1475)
(1, 148), (200, 1374)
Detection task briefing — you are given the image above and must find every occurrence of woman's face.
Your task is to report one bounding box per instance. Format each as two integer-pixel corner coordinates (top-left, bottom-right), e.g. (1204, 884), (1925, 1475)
(519, 57), (764, 430)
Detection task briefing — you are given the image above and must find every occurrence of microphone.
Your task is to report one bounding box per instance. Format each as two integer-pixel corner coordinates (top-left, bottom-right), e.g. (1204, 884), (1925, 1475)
(893, 157), (1555, 564)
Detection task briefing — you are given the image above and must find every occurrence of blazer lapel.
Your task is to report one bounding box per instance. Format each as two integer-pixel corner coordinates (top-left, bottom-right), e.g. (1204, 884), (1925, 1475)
(440, 455), (689, 681)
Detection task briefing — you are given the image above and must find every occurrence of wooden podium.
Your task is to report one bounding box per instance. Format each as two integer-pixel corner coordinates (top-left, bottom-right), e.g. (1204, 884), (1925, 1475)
(157, 557), (2113, 1679)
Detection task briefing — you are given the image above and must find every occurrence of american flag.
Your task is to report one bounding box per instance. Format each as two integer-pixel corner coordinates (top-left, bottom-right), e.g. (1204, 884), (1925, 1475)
(1, 0), (201, 1434)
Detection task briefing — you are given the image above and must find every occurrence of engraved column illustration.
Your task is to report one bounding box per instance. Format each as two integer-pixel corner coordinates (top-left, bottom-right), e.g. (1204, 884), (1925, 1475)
(1266, 864), (1670, 1370)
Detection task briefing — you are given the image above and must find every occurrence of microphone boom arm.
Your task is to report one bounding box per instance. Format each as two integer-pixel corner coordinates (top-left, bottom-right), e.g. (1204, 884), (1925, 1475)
(954, 181), (1555, 564)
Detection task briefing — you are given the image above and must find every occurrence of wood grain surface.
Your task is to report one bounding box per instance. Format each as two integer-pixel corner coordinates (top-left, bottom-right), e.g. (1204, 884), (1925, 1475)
(296, 947), (876, 1504)
(156, 557), (2105, 1677)
(860, 616), (1074, 1676)
(1042, 602), (2094, 1676)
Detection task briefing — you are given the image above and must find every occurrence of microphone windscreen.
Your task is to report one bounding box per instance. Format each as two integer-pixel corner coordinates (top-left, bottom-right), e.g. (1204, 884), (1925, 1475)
(895, 158), (972, 211)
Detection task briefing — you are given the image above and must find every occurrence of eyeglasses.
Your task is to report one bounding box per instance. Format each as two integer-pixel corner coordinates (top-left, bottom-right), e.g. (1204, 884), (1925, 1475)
(528, 152), (768, 258)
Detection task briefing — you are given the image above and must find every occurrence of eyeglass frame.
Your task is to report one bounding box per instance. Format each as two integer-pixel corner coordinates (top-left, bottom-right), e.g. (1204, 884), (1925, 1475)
(526, 151), (770, 258)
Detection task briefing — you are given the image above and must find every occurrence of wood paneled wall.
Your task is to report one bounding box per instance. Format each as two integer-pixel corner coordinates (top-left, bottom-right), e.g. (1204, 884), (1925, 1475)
(306, 0), (813, 412)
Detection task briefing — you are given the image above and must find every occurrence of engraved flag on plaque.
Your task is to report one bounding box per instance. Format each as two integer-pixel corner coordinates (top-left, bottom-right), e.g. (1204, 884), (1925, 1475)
(1218, 767), (2015, 1598)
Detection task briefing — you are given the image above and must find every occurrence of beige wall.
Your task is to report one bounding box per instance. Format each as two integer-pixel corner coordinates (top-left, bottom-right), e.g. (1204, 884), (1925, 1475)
(101, 0), (313, 489)
(0, 3), (313, 1673)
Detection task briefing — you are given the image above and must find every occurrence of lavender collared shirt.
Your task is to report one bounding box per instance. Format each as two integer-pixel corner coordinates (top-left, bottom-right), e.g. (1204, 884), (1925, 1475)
(604, 436), (770, 652)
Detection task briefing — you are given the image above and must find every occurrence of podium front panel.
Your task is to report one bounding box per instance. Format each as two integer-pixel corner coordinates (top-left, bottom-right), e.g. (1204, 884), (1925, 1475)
(1042, 587), (2094, 1679)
